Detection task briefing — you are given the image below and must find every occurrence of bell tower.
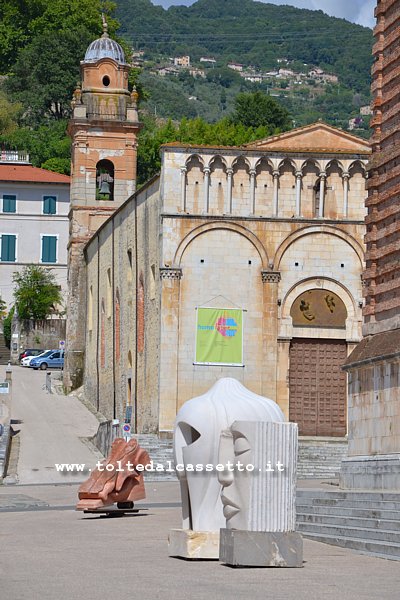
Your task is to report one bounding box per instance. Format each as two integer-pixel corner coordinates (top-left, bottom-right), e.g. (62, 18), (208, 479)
(64, 19), (141, 391)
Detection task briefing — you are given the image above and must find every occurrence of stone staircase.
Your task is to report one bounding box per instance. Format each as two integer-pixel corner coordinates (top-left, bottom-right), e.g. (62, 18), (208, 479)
(297, 489), (400, 561)
(134, 434), (347, 481)
(297, 437), (348, 479)
(0, 332), (10, 365)
(135, 434), (176, 481)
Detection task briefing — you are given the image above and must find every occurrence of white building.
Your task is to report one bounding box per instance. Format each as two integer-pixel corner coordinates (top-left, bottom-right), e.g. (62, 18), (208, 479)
(0, 152), (70, 309)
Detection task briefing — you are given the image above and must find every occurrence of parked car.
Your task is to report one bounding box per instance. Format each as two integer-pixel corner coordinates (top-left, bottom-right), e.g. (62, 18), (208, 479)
(30, 350), (64, 370)
(19, 348), (44, 362)
(21, 349), (51, 367)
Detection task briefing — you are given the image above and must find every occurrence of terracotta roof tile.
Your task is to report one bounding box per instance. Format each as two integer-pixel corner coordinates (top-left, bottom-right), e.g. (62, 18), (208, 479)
(0, 164), (70, 184)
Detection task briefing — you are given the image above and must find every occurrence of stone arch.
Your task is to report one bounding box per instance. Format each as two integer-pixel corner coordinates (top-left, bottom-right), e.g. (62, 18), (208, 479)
(186, 154), (204, 213)
(348, 159), (367, 175)
(326, 160), (345, 219)
(278, 157), (296, 172)
(255, 157), (274, 216)
(185, 153), (204, 169)
(209, 155), (227, 214)
(174, 221), (269, 268)
(326, 159), (345, 175)
(274, 225), (364, 270)
(96, 159), (114, 201)
(300, 158), (322, 174)
(232, 155), (251, 170)
(208, 154), (228, 170)
(281, 277), (357, 322)
(232, 156), (251, 215)
(254, 156), (274, 171)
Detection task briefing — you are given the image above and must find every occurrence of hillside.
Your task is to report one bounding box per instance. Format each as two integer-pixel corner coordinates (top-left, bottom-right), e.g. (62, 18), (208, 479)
(115, 0), (373, 131)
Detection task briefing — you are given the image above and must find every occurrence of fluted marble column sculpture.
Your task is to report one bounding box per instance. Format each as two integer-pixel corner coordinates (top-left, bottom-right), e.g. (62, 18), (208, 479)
(218, 420), (303, 567)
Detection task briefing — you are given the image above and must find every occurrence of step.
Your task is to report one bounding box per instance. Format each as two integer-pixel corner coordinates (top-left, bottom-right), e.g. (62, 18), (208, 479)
(296, 504), (400, 521)
(297, 499), (400, 512)
(297, 521), (400, 543)
(297, 490), (400, 502)
(300, 531), (400, 560)
(297, 512), (400, 531)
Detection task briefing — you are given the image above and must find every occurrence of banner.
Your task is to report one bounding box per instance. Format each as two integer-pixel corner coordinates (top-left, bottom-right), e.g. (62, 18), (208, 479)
(195, 307), (243, 366)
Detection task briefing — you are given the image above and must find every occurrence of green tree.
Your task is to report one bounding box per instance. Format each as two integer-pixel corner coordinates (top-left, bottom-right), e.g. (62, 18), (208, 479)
(13, 266), (62, 320)
(41, 158), (71, 175)
(231, 91), (291, 131)
(0, 92), (22, 135)
(3, 306), (14, 349)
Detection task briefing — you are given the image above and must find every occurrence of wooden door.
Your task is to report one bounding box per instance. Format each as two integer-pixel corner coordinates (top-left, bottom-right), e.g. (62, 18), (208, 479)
(289, 338), (347, 437)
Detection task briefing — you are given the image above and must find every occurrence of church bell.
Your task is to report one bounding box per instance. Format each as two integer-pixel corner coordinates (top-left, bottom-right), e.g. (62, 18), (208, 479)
(99, 180), (111, 195)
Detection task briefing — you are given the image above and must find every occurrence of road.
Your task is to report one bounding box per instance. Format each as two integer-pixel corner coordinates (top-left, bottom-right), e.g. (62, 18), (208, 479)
(0, 364), (101, 484)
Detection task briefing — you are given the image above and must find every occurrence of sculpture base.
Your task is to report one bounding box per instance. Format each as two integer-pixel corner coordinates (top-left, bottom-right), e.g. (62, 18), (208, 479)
(168, 529), (219, 560)
(219, 529), (303, 567)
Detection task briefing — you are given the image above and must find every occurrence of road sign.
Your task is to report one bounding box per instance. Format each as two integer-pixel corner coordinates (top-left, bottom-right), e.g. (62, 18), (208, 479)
(59, 340), (65, 350)
(123, 424), (131, 434)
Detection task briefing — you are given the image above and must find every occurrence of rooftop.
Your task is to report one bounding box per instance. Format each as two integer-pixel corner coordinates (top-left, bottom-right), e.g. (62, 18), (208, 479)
(0, 164), (70, 184)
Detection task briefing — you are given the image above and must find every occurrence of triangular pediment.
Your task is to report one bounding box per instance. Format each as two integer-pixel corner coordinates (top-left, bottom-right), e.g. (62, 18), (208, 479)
(246, 122), (371, 154)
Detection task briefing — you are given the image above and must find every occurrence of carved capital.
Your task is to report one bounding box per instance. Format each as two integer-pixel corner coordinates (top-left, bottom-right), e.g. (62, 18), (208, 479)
(160, 267), (183, 280)
(261, 271), (281, 283)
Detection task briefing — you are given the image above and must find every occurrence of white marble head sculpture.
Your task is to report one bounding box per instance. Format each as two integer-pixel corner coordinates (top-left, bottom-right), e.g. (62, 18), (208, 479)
(218, 420), (298, 532)
(173, 378), (284, 532)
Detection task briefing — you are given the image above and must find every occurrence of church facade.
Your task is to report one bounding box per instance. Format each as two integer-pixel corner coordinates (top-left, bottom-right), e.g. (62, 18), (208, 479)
(80, 122), (370, 436)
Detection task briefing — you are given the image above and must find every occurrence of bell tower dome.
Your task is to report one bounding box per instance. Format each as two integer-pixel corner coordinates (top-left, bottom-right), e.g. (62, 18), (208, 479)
(65, 18), (141, 391)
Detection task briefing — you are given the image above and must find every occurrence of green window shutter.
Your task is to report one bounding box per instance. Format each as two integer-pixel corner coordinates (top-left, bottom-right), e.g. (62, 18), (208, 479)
(1, 235), (16, 261)
(43, 196), (56, 215)
(3, 195), (16, 213)
(42, 236), (57, 263)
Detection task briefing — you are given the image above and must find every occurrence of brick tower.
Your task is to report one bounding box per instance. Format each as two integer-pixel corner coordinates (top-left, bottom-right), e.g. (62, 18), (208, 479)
(342, 0), (400, 489)
(64, 20), (141, 390)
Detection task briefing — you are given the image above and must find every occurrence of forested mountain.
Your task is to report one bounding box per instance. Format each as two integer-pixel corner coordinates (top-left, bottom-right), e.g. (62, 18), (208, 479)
(116, 0), (372, 95)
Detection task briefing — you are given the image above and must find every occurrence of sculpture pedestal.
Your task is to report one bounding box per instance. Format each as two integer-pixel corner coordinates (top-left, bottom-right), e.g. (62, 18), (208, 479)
(168, 529), (219, 560)
(219, 529), (303, 567)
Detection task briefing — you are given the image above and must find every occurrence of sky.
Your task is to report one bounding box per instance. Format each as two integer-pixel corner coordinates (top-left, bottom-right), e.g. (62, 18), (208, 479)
(152, 0), (376, 28)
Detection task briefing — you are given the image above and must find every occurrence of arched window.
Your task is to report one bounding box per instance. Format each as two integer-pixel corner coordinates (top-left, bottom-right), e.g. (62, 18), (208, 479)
(96, 159), (114, 201)
(137, 272), (145, 353)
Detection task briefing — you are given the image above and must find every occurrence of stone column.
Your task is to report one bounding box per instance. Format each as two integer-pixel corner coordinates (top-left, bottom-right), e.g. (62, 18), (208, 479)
(203, 167), (210, 214)
(342, 172), (350, 218)
(226, 168), (233, 214)
(158, 267), (183, 434)
(261, 271), (281, 401)
(318, 172), (326, 218)
(180, 167), (187, 212)
(272, 171), (280, 217)
(295, 171), (302, 217)
(249, 169), (256, 214)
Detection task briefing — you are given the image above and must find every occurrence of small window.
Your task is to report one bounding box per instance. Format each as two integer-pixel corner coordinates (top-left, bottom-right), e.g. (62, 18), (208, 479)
(43, 196), (57, 215)
(3, 195), (16, 213)
(102, 75), (110, 87)
(1, 234), (16, 262)
(41, 236), (57, 263)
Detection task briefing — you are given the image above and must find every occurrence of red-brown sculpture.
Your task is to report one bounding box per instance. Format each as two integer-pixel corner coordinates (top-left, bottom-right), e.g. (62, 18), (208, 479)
(76, 437), (151, 510)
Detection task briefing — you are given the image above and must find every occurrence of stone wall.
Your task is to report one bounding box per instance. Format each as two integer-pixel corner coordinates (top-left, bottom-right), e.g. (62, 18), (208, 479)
(84, 177), (160, 432)
(11, 318), (66, 363)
